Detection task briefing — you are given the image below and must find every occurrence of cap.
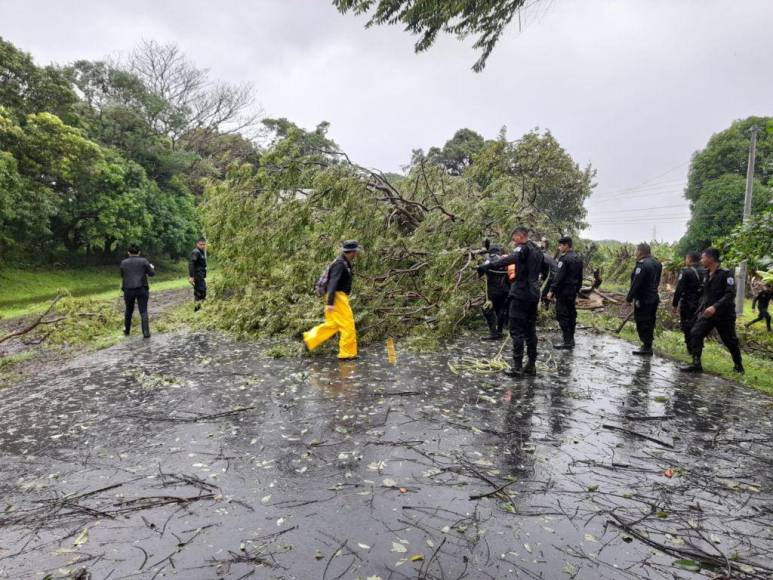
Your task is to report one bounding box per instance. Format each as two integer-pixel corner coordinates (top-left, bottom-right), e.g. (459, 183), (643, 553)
(342, 240), (361, 253)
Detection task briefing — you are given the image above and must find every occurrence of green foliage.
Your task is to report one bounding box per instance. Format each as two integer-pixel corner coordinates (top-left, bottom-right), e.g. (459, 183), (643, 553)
(679, 116), (773, 255)
(333, 0), (531, 71)
(203, 119), (591, 344)
(717, 208), (773, 271)
(679, 174), (770, 256)
(0, 37), (208, 263)
(423, 128), (485, 175)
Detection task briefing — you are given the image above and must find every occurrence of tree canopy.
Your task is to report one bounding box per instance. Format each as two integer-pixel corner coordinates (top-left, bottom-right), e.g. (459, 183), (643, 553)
(333, 0), (534, 71)
(0, 36), (260, 261)
(678, 117), (773, 256)
(202, 119), (593, 345)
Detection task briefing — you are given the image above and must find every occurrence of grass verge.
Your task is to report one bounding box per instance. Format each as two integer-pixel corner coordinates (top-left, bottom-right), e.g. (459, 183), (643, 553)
(0, 261), (189, 319)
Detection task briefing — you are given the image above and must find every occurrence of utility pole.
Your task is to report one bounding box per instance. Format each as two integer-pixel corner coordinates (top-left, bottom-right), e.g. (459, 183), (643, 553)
(735, 126), (759, 315)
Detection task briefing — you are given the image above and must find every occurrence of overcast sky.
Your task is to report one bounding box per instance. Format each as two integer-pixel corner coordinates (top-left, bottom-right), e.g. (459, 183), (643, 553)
(2, 0), (771, 242)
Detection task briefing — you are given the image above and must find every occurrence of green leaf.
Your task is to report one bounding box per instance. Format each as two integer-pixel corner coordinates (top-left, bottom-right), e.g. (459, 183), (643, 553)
(673, 559), (700, 571)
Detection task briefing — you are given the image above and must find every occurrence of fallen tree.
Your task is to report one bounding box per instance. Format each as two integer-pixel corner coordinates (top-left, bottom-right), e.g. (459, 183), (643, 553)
(202, 120), (594, 346)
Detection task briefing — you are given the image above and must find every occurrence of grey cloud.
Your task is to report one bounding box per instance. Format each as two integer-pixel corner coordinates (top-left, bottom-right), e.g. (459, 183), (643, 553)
(1, 0), (770, 241)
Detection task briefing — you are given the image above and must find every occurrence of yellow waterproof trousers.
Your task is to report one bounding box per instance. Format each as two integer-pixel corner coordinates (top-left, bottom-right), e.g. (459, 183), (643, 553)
(303, 292), (358, 359)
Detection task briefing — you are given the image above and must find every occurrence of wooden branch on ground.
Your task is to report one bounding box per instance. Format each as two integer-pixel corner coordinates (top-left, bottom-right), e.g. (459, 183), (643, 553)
(615, 310), (634, 334)
(0, 295), (64, 345)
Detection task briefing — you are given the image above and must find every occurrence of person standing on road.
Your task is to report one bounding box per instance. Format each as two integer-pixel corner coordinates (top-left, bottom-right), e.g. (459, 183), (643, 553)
(746, 282), (772, 332)
(625, 242), (662, 356)
(120, 244), (155, 338)
(682, 247), (744, 374)
(479, 245), (510, 341)
(478, 227), (549, 377)
(546, 236), (583, 349)
(189, 238), (208, 311)
(672, 251), (706, 355)
(303, 240), (361, 360)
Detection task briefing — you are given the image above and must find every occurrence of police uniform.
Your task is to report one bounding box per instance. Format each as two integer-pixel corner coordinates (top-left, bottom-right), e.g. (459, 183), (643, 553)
(688, 268), (743, 371)
(120, 255), (155, 337)
(626, 255), (662, 352)
(189, 247), (208, 307)
(480, 251), (510, 339)
(550, 250), (583, 346)
(672, 263), (706, 353)
(748, 288), (772, 331)
(480, 240), (549, 374)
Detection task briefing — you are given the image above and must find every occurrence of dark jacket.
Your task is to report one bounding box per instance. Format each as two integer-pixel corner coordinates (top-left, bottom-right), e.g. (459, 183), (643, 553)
(189, 247), (207, 279)
(626, 255), (662, 305)
(327, 255), (353, 306)
(672, 265), (706, 310)
(550, 250), (583, 297)
(481, 256), (510, 296)
(120, 256), (155, 290)
(752, 289), (771, 311)
(484, 240), (549, 303)
(699, 267), (737, 317)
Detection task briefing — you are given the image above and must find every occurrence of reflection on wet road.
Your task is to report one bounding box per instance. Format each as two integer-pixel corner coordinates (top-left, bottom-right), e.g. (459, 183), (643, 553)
(0, 330), (771, 579)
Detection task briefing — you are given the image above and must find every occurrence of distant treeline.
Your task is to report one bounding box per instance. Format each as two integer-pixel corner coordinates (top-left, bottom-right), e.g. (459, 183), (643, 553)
(0, 38), (260, 262)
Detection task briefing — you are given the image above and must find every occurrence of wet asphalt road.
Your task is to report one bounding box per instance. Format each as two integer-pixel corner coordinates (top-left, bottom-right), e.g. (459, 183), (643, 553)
(0, 329), (771, 579)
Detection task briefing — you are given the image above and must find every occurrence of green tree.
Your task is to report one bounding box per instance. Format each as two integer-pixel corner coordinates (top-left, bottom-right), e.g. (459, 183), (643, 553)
(679, 117), (773, 254)
(333, 0), (532, 71)
(679, 174), (770, 255)
(0, 36), (78, 122)
(422, 128), (485, 175)
(718, 208), (773, 271)
(202, 120), (590, 344)
(465, 128), (595, 235)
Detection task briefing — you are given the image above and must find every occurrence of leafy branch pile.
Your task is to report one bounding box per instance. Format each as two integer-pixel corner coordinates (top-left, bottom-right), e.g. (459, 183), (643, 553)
(203, 121), (593, 345)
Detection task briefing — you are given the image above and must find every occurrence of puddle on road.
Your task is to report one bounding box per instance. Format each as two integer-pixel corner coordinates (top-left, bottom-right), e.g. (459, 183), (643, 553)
(0, 330), (771, 579)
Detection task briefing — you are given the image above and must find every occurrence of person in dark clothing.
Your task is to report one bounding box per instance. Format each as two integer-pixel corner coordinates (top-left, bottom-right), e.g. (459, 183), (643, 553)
(625, 242), (662, 356)
(479, 246), (510, 341)
(546, 236), (583, 349)
(120, 244), (155, 338)
(189, 238), (208, 311)
(478, 227), (549, 377)
(672, 251), (706, 354)
(746, 283), (772, 331)
(682, 247), (744, 373)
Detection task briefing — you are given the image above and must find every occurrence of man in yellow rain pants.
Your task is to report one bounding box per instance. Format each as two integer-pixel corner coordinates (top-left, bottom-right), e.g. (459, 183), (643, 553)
(304, 240), (361, 359)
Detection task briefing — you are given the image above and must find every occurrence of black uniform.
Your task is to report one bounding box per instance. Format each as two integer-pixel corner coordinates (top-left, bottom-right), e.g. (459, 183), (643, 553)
(626, 256), (662, 350)
(689, 267), (743, 369)
(481, 240), (549, 370)
(326, 255), (353, 306)
(189, 247), (208, 305)
(480, 254), (510, 338)
(748, 288), (772, 331)
(672, 264), (706, 353)
(120, 255), (155, 337)
(550, 250), (584, 345)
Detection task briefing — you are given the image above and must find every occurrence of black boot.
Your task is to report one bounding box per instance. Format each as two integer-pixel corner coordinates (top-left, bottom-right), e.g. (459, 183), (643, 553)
(141, 315), (150, 339)
(123, 326), (130, 336)
(553, 334), (575, 349)
(632, 345), (653, 356)
(505, 358), (523, 378)
(680, 355), (702, 373)
(481, 333), (502, 342)
(523, 358), (537, 376)
(733, 364), (745, 374)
